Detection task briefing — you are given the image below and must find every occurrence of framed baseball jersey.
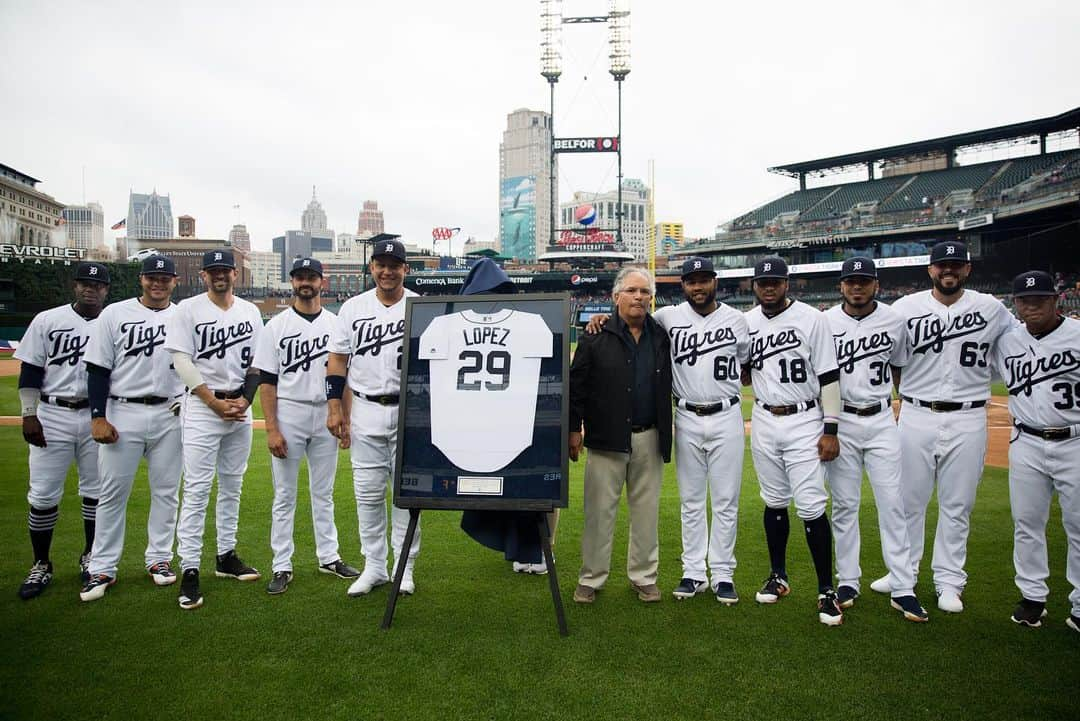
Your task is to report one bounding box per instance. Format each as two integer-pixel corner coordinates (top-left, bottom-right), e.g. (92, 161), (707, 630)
(394, 293), (570, 511)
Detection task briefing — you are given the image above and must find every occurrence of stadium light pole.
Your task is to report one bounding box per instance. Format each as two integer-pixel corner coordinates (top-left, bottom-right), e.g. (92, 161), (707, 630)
(541, 0), (563, 250)
(608, 0), (630, 248)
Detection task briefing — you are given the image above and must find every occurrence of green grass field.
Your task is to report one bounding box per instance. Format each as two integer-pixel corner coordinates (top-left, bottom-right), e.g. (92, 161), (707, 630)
(0, 428), (1073, 721)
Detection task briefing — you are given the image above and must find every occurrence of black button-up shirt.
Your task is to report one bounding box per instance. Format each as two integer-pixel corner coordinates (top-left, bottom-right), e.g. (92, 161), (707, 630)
(620, 320), (656, 427)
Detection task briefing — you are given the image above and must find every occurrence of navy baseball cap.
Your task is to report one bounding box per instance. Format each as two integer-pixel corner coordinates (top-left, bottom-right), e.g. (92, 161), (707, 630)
(680, 256), (715, 279)
(290, 257), (324, 277)
(753, 256), (788, 280)
(929, 241), (970, 265)
(840, 256), (877, 279)
(140, 255), (177, 276)
(371, 238), (407, 263)
(202, 249), (235, 270)
(74, 262), (110, 285)
(1012, 270), (1056, 297)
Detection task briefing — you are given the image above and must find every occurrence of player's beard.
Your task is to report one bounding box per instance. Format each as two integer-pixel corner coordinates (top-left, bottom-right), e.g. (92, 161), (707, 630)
(932, 275), (963, 296)
(294, 286), (317, 298)
(688, 288), (717, 313)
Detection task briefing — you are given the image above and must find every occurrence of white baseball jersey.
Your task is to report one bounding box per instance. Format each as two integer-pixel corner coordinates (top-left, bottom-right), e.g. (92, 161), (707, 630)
(745, 300), (838, 406)
(163, 294), (263, 391)
(993, 317), (1080, 429)
(824, 301), (911, 406)
(84, 298), (184, 399)
(254, 307), (336, 403)
(15, 304), (95, 397)
(419, 309), (553, 473)
(331, 288), (416, 396)
(892, 289), (1015, 402)
(654, 302), (749, 404)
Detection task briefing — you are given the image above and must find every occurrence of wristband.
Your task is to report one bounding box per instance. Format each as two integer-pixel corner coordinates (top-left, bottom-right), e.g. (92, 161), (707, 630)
(19, 388), (41, 417)
(326, 374), (346, 400)
(824, 422), (838, 436)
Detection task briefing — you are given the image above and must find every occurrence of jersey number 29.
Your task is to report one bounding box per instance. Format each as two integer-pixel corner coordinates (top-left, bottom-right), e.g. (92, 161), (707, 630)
(457, 350), (511, 391)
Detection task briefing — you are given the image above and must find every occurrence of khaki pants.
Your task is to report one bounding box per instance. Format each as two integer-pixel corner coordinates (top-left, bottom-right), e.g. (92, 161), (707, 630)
(578, 428), (663, 588)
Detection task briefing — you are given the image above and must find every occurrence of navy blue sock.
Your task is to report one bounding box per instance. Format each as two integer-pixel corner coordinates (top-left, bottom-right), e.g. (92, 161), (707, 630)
(763, 506), (789, 577)
(803, 513), (834, 593)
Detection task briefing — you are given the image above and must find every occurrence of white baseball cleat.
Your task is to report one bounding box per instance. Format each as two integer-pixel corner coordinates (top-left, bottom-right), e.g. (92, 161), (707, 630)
(347, 567), (389, 597)
(869, 575), (892, 594)
(512, 559), (549, 575)
(400, 564), (416, 595)
(937, 590), (964, 613)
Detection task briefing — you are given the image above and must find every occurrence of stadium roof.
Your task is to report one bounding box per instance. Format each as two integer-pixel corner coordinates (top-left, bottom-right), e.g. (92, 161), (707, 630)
(768, 106), (1080, 178)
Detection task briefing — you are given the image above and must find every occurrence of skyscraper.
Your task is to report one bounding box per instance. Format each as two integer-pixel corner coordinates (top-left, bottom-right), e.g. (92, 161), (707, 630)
(357, 200), (384, 236)
(63, 202), (104, 251)
(499, 108), (556, 261)
(126, 190), (173, 239)
(301, 186), (328, 232)
(228, 223), (251, 251)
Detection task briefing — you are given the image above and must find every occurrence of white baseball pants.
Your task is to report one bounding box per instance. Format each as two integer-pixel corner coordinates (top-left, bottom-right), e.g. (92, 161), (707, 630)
(176, 398), (253, 571)
(28, 403), (99, 508)
(89, 400), (182, 577)
(1009, 432), (1080, 617)
(674, 405), (744, 583)
(898, 403), (987, 595)
(824, 405), (916, 596)
(750, 406), (829, 520)
(269, 398), (341, 573)
(349, 399), (419, 575)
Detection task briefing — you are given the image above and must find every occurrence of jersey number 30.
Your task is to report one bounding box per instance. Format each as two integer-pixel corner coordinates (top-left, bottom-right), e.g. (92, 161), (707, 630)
(457, 350), (511, 391)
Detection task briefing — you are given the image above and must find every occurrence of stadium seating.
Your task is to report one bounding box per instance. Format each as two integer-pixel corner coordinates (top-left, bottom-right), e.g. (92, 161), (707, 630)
(798, 176), (907, 222)
(877, 161), (1003, 213)
(979, 149), (1080, 198)
(731, 186), (834, 228)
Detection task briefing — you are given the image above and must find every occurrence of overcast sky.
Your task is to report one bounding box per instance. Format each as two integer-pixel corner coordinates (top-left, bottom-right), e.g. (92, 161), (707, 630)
(2, 1), (1077, 253)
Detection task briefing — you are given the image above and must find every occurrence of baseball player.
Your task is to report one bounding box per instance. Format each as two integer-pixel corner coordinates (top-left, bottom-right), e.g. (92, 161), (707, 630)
(79, 255), (185, 602)
(879, 241), (1015, 613)
(652, 257), (750, 603)
(255, 257), (360, 596)
(822, 257), (928, 622)
(992, 271), (1080, 633)
(15, 262), (110, 599)
(326, 238), (421, 597)
(743, 256), (845, 626)
(165, 249), (263, 610)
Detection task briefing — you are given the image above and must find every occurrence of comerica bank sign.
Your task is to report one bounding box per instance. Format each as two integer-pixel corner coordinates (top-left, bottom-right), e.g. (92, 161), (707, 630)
(0, 244), (89, 264)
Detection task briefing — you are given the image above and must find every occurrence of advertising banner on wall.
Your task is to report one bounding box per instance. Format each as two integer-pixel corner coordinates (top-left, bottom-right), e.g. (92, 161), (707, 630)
(500, 176), (536, 260)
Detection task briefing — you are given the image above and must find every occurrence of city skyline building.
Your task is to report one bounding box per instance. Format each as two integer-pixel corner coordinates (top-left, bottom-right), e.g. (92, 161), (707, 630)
(301, 186), (328, 232)
(126, 189), (173, 240)
(246, 249), (283, 289)
(228, 223), (251, 251)
(357, 199), (384, 236)
(63, 201), (105, 251)
(499, 108), (556, 261)
(272, 229), (334, 281)
(178, 214), (195, 238)
(0, 163), (64, 247)
(560, 178), (652, 262)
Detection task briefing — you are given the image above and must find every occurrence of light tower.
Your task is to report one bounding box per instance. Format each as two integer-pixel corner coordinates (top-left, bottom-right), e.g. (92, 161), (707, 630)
(541, 0), (631, 248)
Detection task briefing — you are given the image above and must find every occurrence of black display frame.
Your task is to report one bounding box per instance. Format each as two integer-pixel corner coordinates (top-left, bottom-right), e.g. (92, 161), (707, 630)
(392, 292), (571, 512)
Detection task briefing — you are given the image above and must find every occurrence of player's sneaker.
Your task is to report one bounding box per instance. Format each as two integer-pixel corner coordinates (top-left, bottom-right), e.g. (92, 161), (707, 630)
(80, 574), (116, 602)
(400, 563), (416, 596)
(79, 553), (91, 584)
(148, 561), (177, 586)
(837, 585), (859, 609)
(215, 550), (260, 581)
(1010, 598), (1048, 628)
(869, 574), (891, 594)
(1067, 615), (1080, 634)
(178, 569), (203, 610)
(755, 573), (790, 604)
(319, 560), (361, 579)
(18, 561), (53, 600)
(714, 581), (739, 606)
(267, 571), (292, 595)
(631, 582), (661, 603)
(573, 584), (596, 604)
(817, 590), (844, 626)
(512, 558), (549, 575)
(890, 595), (929, 622)
(347, 567), (389, 597)
(937, 589), (964, 614)
(672, 578), (708, 600)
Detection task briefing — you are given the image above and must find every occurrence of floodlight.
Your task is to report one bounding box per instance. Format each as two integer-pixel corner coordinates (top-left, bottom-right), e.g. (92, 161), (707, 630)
(608, 0), (630, 80)
(541, 0), (563, 80)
